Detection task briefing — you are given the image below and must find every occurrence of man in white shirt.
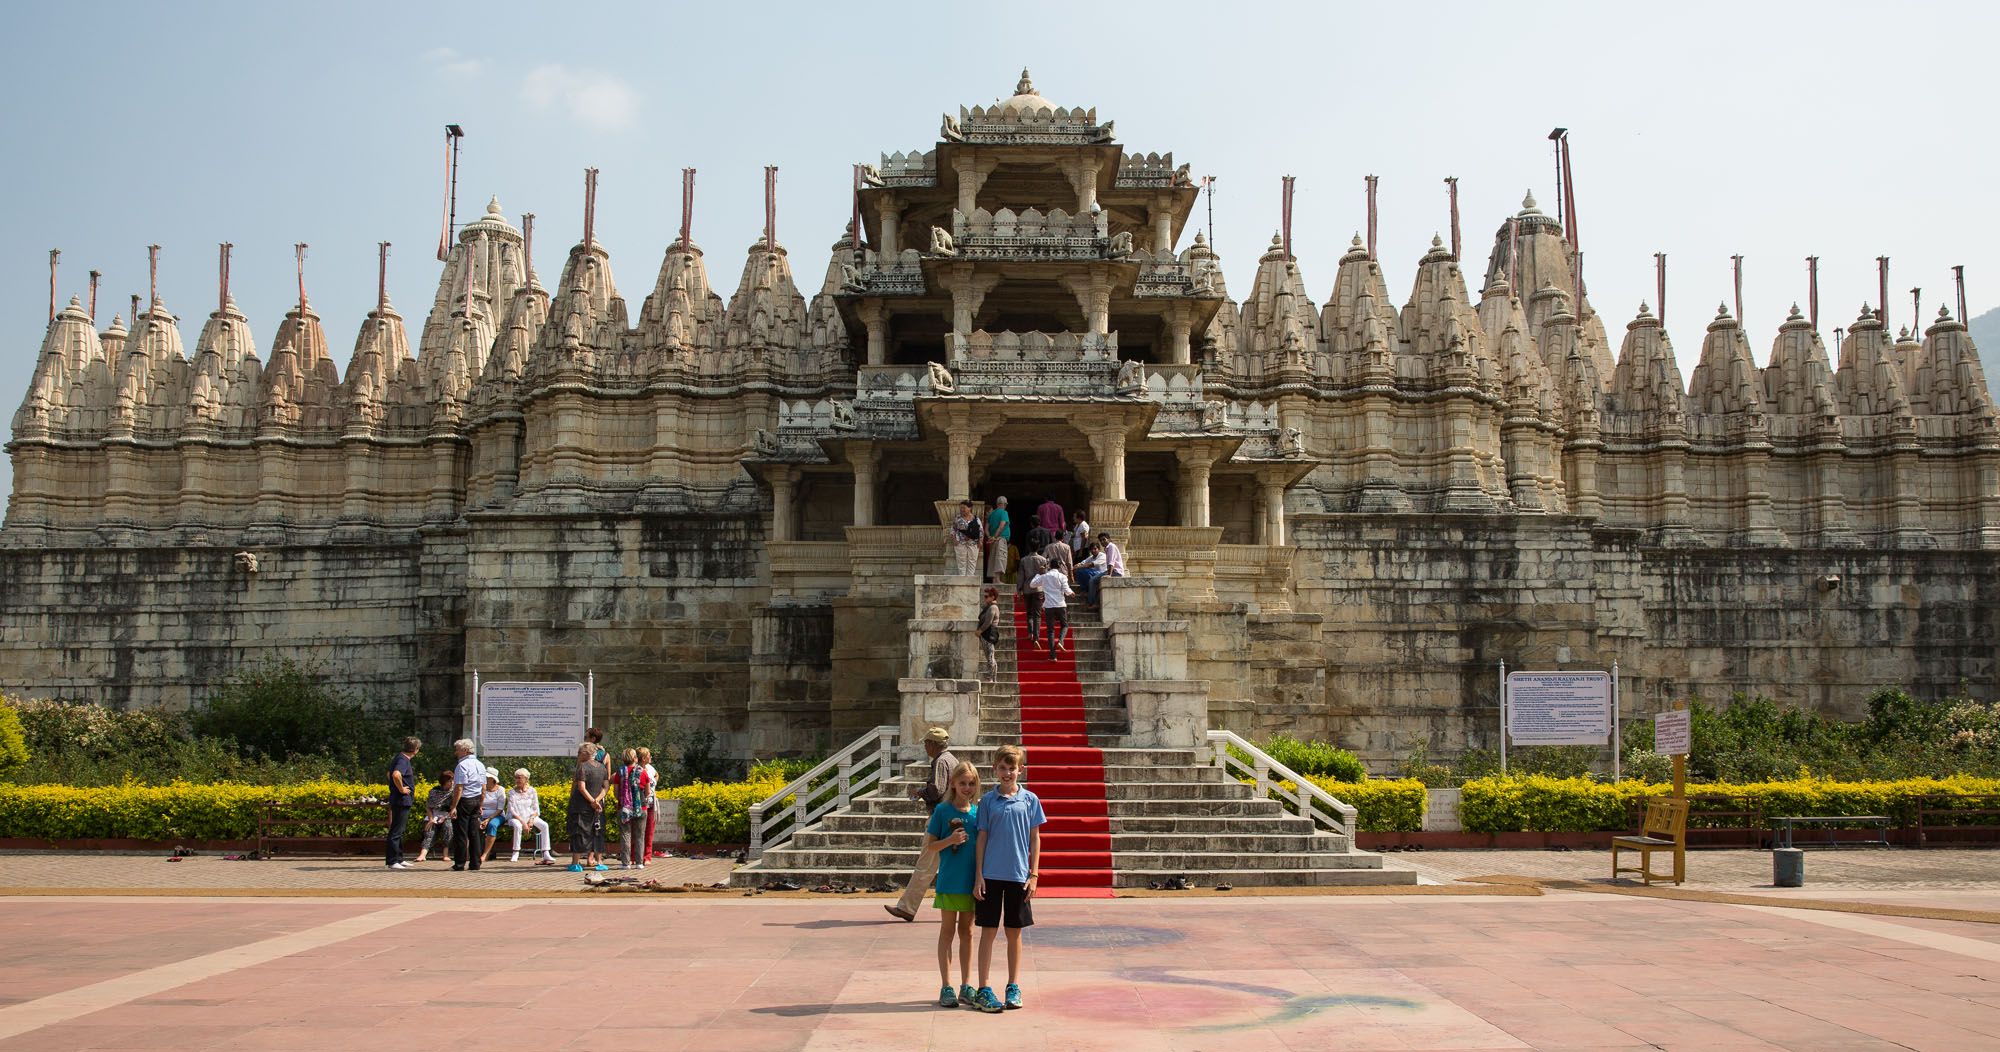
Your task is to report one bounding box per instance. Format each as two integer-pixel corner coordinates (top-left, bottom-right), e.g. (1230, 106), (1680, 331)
(1031, 565), (1074, 654)
(448, 739), (487, 871)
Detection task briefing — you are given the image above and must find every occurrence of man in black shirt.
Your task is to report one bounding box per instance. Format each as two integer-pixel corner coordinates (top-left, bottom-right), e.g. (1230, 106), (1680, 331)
(385, 737), (420, 869)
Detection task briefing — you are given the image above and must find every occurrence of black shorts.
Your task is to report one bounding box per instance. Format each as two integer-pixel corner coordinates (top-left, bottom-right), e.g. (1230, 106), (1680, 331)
(975, 879), (1034, 929)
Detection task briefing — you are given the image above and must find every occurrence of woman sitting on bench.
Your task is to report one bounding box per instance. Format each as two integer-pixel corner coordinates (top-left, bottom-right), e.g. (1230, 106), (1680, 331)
(502, 768), (556, 864)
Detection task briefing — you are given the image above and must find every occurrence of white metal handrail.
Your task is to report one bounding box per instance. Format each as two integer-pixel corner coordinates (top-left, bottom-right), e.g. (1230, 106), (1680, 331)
(1206, 729), (1358, 840)
(746, 725), (898, 859)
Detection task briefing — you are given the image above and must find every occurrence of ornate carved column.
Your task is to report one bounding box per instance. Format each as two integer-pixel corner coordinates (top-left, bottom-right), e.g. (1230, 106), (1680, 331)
(1176, 446), (1212, 527)
(1061, 271), (1112, 336)
(1087, 425), (1128, 501)
(952, 151), (992, 216)
(1062, 158), (1102, 213)
(1257, 476), (1287, 546)
(1164, 303), (1193, 366)
(1151, 198), (1173, 254)
(851, 444), (878, 527)
(875, 196), (901, 257)
(943, 267), (999, 340)
(946, 430), (979, 500)
(769, 467), (799, 542)
(858, 300), (887, 366)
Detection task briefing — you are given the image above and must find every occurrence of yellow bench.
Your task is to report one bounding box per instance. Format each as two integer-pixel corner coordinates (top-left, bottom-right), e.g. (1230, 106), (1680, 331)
(1612, 798), (1689, 885)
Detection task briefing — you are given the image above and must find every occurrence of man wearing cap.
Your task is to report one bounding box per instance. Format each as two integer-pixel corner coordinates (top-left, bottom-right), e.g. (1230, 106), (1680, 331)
(885, 726), (958, 921)
(448, 739), (487, 871)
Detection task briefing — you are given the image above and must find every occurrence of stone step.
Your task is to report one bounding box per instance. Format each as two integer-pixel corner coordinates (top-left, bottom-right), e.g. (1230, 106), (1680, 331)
(730, 863), (1415, 889)
(887, 764), (1226, 786)
(793, 830), (1347, 854)
(848, 795), (1290, 818)
(898, 747), (1201, 768)
(820, 813), (1326, 837)
(749, 846), (1385, 872)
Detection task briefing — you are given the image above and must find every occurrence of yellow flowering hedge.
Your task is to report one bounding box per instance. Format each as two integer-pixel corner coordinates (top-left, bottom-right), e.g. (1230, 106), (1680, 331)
(1233, 775), (1426, 832)
(0, 776), (794, 845)
(1459, 774), (2000, 833)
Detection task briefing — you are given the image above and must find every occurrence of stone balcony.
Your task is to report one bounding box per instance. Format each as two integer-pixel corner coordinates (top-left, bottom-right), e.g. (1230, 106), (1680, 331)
(937, 206), (1116, 263)
(944, 330), (1135, 400)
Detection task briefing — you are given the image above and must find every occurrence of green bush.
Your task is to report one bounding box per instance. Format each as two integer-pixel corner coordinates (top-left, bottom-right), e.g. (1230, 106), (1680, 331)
(0, 699), (28, 776)
(1260, 734), (1367, 782)
(746, 757), (820, 783)
(1307, 776), (1425, 832)
(1458, 774), (2000, 833)
(664, 777), (786, 844)
(192, 659), (404, 765)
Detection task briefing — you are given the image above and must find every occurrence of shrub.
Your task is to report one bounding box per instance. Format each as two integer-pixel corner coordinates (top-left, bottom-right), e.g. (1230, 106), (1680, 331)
(664, 776), (786, 844)
(746, 757), (820, 784)
(1459, 775), (1633, 832)
(1260, 734), (1367, 782)
(1307, 776), (1425, 832)
(0, 699), (28, 776)
(192, 659), (403, 765)
(1458, 774), (2000, 833)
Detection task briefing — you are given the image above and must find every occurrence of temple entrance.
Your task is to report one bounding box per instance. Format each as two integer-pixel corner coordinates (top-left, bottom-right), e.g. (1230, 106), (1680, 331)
(974, 450), (1091, 534)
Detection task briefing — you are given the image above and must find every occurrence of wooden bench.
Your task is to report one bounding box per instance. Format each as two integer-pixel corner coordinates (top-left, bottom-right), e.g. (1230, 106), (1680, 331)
(256, 800), (391, 858)
(1612, 797), (1689, 885)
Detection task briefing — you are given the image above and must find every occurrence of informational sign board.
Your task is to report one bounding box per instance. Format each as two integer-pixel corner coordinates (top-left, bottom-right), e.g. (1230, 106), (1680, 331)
(477, 681), (588, 757)
(1506, 671), (1613, 745)
(1654, 709), (1691, 757)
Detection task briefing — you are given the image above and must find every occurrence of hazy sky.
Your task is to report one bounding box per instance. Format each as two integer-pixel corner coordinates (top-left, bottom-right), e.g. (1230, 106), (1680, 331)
(4, 1), (1995, 514)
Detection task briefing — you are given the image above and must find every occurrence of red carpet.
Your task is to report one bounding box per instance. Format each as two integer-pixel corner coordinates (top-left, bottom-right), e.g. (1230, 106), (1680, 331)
(1011, 602), (1114, 894)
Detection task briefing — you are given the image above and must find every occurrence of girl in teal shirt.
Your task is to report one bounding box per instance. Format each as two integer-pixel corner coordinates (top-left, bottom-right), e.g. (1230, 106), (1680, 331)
(925, 761), (981, 1007)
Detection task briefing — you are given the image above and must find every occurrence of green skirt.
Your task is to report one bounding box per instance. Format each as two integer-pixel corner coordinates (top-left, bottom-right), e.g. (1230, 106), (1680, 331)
(934, 892), (975, 913)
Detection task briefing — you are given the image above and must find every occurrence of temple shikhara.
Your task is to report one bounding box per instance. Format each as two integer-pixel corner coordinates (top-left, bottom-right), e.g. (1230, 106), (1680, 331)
(7, 72), (1998, 778)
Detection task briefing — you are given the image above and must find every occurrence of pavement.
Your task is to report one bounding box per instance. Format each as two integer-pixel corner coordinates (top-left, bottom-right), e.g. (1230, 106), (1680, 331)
(1, 848), (1998, 1050)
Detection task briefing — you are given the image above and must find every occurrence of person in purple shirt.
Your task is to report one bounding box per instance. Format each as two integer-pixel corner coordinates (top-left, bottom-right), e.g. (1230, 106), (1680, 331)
(1035, 497), (1065, 537)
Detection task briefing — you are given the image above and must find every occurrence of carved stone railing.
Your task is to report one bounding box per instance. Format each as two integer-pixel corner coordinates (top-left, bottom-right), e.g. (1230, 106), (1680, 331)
(1207, 729), (1357, 840)
(941, 207), (1121, 262)
(838, 249), (926, 296)
(746, 724), (898, 859)
(768, 540), (851, 598)
(1113, 151), (1192, 189)
(1134, 254), (1222, 299)
(947, 104), (1112, 145)
(874, 149), (936, 187)
(947, 331), (1137, 398)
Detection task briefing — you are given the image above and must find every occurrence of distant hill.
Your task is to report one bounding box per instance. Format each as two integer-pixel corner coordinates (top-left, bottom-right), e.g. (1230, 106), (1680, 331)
(1973, 306), (2000, 386)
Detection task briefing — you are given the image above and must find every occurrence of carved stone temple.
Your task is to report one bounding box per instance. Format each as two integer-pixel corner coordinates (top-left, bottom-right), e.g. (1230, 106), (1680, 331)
(7, 72), (1999, 764)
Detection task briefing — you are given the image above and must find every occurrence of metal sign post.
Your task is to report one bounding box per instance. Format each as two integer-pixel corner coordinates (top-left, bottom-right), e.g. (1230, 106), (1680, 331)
(1611, 661), (1621, 782)
(1498, 660), (1507, 774)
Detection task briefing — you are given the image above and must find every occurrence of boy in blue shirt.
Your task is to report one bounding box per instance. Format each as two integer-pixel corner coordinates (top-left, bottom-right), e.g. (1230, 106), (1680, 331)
(925, 762), (981, 1007)
(972, 744), (1045, 1013)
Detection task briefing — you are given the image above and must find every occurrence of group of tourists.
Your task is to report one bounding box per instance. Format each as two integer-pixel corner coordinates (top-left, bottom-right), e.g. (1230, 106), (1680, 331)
(953, 495), (1126, 670)
(883, 727), (1048, 1014)
(381, 729), (663, 873)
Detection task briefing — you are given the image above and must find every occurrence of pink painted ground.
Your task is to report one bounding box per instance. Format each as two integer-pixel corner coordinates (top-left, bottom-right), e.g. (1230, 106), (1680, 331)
(2, 892), (1998, 1050)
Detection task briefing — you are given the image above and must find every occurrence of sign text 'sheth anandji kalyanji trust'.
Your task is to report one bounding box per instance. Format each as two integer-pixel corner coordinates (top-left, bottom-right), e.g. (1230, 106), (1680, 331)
(477, 681), (588, 756)
(1506, 671), (1612, 746)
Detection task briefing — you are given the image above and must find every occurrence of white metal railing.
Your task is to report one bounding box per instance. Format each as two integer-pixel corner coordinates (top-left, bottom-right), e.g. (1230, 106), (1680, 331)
(1206, 729), (1357, 840)
(746, 725), (898, 859)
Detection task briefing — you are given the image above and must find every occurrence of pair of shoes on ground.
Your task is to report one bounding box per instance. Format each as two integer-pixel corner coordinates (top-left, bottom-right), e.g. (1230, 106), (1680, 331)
(388, 861), (413, 870)
(967, 984), (1022, 1012)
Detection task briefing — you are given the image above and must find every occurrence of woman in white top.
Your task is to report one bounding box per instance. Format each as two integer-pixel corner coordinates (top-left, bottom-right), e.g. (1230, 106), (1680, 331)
(502, 769), (555, 863)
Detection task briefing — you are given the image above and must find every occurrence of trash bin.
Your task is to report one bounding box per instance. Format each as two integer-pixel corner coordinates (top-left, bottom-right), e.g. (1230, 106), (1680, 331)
(1773, 847), (1805, 887)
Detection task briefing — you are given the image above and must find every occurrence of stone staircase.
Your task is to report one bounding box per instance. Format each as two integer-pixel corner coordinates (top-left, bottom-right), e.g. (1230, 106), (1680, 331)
(732, 589), (1414, 890)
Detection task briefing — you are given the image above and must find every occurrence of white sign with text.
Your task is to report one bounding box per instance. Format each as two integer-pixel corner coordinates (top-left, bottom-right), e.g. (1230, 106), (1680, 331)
(1506, 671), (1613, 746)
(1654, 709), (1691, 757)
(478, 681), (588, 757)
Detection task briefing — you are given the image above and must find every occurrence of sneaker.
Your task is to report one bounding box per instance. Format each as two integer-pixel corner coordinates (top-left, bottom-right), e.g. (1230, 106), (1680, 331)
(974, 987), (1004, 1014)
(937, 984), (958, 1008)
(510, 852), (520, 862)
(1004, 983), (1023, 1009)
(391, 861), (412, 870)
(567, 862), (584, 872)
(959, 984), (975, 1007)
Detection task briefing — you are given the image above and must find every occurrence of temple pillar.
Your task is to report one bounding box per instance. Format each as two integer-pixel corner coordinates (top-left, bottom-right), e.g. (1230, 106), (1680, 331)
(876, 199), (901, 257)
(1063, 158), (1102, 214)
(946, 431), (978, 500)
(1257, 477), (1287, 546)
(1061, 272), (1112, 336)
(769, 467), (798, 542)
(1151, 202), (1173, 255)
(1165, 304), (1193, 365)
(1176, 446), (1212, 527)
(1088, 425), (1128, 501)
(851, 445), (878, 527)
(952, 152), (992, 216)
(859, 301), (887, 366)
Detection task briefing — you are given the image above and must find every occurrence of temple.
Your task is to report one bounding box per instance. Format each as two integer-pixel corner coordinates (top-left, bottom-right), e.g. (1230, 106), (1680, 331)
(7, 72), (1999, 767)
